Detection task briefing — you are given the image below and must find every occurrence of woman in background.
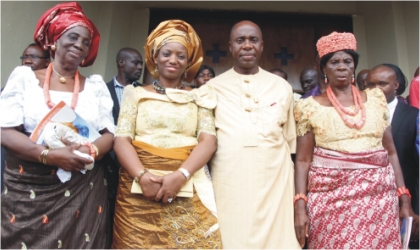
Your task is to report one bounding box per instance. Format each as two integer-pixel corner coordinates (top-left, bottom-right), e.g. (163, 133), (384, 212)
(194, 64), (215, 88)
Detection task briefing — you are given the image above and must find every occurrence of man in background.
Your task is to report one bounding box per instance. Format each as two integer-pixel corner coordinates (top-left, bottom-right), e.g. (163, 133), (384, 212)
(300, 67), (319, 95)
(106, 47), (144, 125)
(105, 47), (143, 238)
(356, 69), (370, 91)
(21, 43), (50, 70)
(302, 53), (327, 99)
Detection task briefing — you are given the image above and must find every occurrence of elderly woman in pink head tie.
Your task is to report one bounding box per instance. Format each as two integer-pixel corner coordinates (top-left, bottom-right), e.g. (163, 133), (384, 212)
(293, 31), (415, 249)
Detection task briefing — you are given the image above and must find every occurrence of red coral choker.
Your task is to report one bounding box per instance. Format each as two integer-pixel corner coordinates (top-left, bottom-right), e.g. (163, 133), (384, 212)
(326, 85), (366, 130)
(43, 63), (80, 109)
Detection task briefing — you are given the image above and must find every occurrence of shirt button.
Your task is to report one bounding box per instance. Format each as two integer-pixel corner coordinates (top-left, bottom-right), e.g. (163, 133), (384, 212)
(244, 79), (250, 83)
(245, 92), (251, 97)
(245, 107), (252, 112)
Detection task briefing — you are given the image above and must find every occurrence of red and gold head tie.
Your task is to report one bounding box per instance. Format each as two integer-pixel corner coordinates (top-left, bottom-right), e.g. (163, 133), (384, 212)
(316, 31), (357, 58)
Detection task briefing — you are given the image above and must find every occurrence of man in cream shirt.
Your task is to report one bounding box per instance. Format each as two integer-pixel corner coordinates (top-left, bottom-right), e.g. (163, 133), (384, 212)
(207, 20), (300, 249)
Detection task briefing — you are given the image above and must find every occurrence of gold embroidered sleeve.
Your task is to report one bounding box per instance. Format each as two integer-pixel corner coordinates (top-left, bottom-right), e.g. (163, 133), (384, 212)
(197, 106), (216, 137)
(115, 86), (138, 139)
(294, 98), (314, 137)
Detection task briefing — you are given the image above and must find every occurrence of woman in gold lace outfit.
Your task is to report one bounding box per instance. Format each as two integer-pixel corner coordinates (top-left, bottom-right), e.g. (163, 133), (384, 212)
(111, 20), (221, 249)
(293, 32), (415, 249)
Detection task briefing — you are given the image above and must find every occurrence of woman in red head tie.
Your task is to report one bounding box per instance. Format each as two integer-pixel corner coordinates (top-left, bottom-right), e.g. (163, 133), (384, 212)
(293, 32), (416, 249)
(1, 2), (114, 248)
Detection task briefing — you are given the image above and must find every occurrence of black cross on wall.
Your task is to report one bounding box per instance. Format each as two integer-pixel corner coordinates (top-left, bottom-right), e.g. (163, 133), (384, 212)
(274, 47), (294, 65)
(206, 44), (226, 63)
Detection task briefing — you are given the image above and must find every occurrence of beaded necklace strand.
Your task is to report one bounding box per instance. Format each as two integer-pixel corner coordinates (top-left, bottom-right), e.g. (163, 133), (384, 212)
(43, 63), (80, 109)
(152, 79), (185, 94)
(326, 85), (366, 130)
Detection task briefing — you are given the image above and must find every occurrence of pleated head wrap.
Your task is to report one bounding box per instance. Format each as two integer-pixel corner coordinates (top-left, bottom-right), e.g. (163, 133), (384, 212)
(144, 20), (203, 83)
(34, 2), (100, 67)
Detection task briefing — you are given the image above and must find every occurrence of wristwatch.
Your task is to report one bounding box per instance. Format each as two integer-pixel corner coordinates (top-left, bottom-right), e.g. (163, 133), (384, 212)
(179, 167), (191, 180)
(134, 168), (148, 183)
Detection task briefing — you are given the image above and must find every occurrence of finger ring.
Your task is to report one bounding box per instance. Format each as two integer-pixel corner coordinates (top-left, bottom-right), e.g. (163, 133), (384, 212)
(167, 198), (173, 203)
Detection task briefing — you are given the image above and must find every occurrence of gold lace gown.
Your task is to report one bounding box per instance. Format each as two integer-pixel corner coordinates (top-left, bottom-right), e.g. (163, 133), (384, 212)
(294, 88), (389, 153)
(294, 88), (401, 249)
(112, 84), (222, 249)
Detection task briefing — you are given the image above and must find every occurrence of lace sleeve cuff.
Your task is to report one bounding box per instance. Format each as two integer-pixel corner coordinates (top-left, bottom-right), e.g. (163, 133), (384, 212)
(115, 86), (138, 138)
(294, 99), (313, 136)
(196, 106), (216, 138)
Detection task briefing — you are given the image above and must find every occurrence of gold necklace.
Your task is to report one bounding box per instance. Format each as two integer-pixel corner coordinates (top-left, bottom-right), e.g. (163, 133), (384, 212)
(52, 66), (75, 83)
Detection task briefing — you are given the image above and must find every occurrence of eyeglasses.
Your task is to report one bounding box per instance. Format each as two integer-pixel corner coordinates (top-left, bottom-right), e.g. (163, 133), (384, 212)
(20, 55), (48, 61)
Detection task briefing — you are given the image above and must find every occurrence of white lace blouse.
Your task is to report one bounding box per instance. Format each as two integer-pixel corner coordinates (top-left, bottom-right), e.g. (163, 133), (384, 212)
(0, 66), (115, 134)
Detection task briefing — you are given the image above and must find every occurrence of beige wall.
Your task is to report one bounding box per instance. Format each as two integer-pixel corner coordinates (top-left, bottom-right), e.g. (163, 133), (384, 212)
(402, 1), (420, 79)
(355, 1), (419, 96)
(2, 1), (418, 96)
(352, 15), (369, 72)
(97, 2), (149, 82)
(136, 1), (357, 14)
(2, 1), (59, 86)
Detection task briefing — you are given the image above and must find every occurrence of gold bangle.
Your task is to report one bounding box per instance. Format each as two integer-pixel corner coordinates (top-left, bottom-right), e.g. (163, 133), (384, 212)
(38, 150), (44, 163)
(134, 168), (148, 183)
(43, 149), (49, 165)
(91, 144), (99, 157)
(38, 149), (49, 165)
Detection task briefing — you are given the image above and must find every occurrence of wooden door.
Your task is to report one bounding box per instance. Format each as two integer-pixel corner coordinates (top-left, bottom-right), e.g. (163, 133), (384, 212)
(145, 9), (352, 92)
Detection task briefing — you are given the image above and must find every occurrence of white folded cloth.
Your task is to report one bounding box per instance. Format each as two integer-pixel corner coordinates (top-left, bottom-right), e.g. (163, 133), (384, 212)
(42, 122), (95, 183)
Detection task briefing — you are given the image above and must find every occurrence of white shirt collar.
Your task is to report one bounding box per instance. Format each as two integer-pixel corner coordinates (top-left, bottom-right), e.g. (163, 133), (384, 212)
(387, 97), (398, 121)
(113, 76), (124, 88)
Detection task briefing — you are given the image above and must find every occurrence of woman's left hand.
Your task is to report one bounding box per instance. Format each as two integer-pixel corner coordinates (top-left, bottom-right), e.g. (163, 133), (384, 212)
(399, 195), (418, 242)
(150, 171), (187, 203)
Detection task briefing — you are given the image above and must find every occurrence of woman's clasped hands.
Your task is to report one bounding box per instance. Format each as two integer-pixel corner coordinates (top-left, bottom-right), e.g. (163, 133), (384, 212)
(47, 140), (94, 172)
(139, 170), (187, 204)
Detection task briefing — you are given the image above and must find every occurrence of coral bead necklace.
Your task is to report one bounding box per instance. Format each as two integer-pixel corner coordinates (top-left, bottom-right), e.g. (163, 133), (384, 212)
(330, 85), (360, 116)
(43, 63), (80, 109)
(326, 85), (366, 130)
